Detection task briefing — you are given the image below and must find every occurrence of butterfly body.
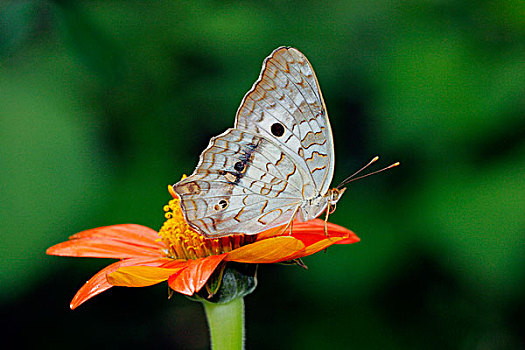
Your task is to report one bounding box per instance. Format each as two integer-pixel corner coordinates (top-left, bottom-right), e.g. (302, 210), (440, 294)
(297, 187), (346, 222)
(174, 47), (343, 238)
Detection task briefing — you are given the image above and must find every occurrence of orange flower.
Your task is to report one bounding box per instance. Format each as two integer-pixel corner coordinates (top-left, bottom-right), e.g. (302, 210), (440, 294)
(47, 191), (359, 309)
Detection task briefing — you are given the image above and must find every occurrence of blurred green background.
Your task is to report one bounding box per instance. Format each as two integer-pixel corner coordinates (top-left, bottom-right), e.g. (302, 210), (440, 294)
(1, 1), (524, 349)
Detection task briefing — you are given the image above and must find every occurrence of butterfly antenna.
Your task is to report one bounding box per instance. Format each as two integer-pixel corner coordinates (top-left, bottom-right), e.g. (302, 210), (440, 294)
(336, 156), (400, 189)
(336, 156), (379, 188)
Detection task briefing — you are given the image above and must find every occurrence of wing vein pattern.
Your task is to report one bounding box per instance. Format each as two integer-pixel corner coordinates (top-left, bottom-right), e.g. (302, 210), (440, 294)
(174, 47), (336, 237)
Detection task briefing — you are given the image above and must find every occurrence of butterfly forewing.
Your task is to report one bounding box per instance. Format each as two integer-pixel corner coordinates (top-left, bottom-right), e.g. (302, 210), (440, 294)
(234, 47), (335, 196)
(174, 128), (312, 237)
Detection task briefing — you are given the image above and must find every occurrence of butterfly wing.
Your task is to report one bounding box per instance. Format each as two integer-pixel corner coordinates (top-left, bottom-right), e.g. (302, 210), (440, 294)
(174, 129), (312, 237)
(234, 47), (335, 198)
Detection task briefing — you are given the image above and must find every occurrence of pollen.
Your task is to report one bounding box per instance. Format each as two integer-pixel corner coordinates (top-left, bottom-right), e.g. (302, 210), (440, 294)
(158, 195), (256, 260)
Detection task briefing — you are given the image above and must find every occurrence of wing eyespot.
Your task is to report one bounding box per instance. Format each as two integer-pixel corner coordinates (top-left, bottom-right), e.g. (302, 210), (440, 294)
(271, 123), (285, 137)
(214, 199), (229, 211)
(234, 161), (245, 172)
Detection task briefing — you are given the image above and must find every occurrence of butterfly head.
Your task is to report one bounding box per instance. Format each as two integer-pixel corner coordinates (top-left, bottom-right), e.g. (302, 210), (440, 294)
(328, 187), (346, 206)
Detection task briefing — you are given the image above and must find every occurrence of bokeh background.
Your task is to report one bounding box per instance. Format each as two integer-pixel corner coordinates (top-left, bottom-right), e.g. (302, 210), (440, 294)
(1, 1), (524, 349)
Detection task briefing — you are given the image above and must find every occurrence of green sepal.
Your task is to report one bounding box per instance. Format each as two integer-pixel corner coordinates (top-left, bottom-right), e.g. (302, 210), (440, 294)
(187, 262), (258, 304)
(205, 262), (227, 296)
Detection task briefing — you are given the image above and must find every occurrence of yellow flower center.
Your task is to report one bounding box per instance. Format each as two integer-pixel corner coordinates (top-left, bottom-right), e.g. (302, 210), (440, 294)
(158, 197), (256, 260)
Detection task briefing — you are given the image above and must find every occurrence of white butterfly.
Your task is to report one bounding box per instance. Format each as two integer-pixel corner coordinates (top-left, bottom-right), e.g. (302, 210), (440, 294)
(173, 47), (393, 238)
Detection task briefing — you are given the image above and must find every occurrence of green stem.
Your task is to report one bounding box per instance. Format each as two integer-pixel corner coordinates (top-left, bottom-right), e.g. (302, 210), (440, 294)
(203, 297), (245, 350)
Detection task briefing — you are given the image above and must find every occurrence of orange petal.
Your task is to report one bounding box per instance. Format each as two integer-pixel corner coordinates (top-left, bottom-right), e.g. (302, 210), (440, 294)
(70, 257), (171, 310)
(225, 236), (304, 263)
(107, 262), (187, 287)
(256, 224), (288, 239)
(167, 254), (227, 295)
(256, 219), (359, 245)
(47, 224), (165, 259)
(46, 239), (165, 259)
(290, 219), (360, 246)
(286, 237), (346, 260)
(70, 224), (162, 247)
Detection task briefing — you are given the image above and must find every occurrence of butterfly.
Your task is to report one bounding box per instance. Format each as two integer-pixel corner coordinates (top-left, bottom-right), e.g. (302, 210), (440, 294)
(173, 47), (397, 238)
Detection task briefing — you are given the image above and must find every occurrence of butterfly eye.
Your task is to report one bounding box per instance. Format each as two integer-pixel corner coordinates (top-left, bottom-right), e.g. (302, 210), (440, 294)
(234, 161), (245, 172)
(271, 123), (285, 137)
(214, 199), (229, 211)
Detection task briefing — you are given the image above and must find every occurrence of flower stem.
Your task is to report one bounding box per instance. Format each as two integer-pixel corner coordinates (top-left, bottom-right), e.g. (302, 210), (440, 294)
(203, 297), (245, 350)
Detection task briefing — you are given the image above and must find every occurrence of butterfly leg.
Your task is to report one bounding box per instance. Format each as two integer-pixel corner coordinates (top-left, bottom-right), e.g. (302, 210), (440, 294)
(323, 206), (330, 237)
(323, 203), (337, 237)
(281, 205), (300, 236)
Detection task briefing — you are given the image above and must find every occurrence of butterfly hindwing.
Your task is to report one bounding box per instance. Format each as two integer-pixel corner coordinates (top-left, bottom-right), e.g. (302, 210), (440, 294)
(174, 129), (312, 237)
